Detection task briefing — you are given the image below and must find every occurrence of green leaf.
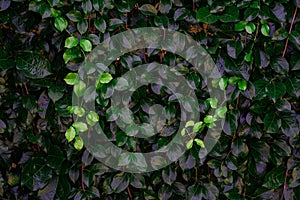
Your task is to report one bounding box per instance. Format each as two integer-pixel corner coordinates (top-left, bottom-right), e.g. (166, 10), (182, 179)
(46, 146), (65, 169)
(65, 126), (76, 142)
(219, 6), (239, 22)
(207, 97), (218, 108)
(21, 158), (52, 191)
(66, 10), (82, 22)
(238, 79), (247, 91)
(266, 82), (286, 99)
(94, 18), (106, 33)
(253, 79), (268, 100)
(215, 106), (227, 118)
(263, 166), (286, 189)
(185, 120), (195, 128)
(231, 137), (248, 157)
(228, 76), (241, 84)
(245, 22), (256, 34)
(159, 0), (172, 14)
(264, 113), (280, 133)
(173, 8), (190, 21)
(244, 50), (253, 62)
(74, 80), (86, 97)
(281, 113), (300, 137)
(77, 19), (88, 34)
(54, 17), (68, 32)
(72, 122), (88, 132)
(48, 85), (64, 102)
(80, 39), (92, 52)
(261, 24), (270, 36)
(194, 139), (205, 148)
(63, 48), (82, 63)
(86, 111), (99, 126)
(193, 122), (204, 132)
(72, 106), (85, 117)
(139, 4), (157, 15)
(64, 73), (79, 85)
(196, 7), (218, 24)
(234, 21), (247, 31)
(285, 78), (300, 98)
(16, 52), (52, 79)
(186, 139), (193, 150)
(219, 77), (228, 91)
(29, 1), (51, 18)
(271, 57), (289, 74)
(74, 136), (84, 150)
(65, 37), (79, 48)
(244, 8), (259, 21)
(204, 115), (217, 124)
(99, 72), (113, 84)
(227, 40), (243, 59)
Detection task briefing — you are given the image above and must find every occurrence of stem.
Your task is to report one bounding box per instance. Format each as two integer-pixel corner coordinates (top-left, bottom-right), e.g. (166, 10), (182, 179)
(81, 164), (85, 192)
(282, 7), (298, 58)
(280, 168), (290, 200)
(127, 187), (132, 200)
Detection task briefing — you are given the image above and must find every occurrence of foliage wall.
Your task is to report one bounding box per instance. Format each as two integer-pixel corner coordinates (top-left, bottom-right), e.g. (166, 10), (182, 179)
(0, 0), (300, 199)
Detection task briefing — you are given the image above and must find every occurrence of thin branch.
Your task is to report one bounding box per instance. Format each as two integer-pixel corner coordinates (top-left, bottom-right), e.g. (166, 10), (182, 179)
(280, 168), (290, 200)
(81, 164), (85, 192)
(282, 7), (298, 58)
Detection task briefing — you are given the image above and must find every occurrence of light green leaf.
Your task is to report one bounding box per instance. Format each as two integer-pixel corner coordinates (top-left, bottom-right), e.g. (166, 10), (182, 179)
(54, 17), (68, 32)
(99, 72), (113, 84)
(65, 126), (76, 142)
(72, 122), (88, 132)
(194, 139), (205, 148)
(86, 111), (99, 126)
(261, 24), (270, 36)
(65, 36), (79, 48)
(80, 39), (92, 52)
(74, 80), (86, 97)
(74, 136), (84, 150)
(64, 73), (79, 85)
(238, 79), (247, 91)
(186, 139), (193, 150)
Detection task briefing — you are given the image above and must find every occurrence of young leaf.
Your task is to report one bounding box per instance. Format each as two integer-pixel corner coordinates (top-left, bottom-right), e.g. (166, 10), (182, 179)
(261, 24), (270, 36)
(74, 80), (86, 97)
(54, 17), (68, 31)
(65, 127), (76, 142)
(64, 73), (79, 85)
(72, 122), (88, 132)
(99, 72), (113, 84)
(186, 139), (193, 150)
(74, 137), (84, 150)
(86, 111), (99, 126)
(238, 79), (247, 91)
(80, 39), (92, 52)
(65, 37), (79, 48)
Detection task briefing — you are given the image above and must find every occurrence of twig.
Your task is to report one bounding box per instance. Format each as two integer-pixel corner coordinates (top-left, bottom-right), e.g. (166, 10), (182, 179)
(81, 164), (85, 192)
(127, 187), (132, 200)
(280, 168), (290, 200)
(282, 7), (298, 58)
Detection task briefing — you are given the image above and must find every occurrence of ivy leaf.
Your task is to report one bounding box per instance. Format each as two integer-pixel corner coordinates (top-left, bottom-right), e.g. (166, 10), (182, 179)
(263, 166), (286, 189)
(80, 39), (92, 52)
(266, 82), (286, 99)
(74, 136), (84, 150)
(139, 4), (157, 15)
(264, 113), (280, 133)
(238, 79), (247, 91)
(245, 22), (256, 34)
(215, 106), (227, 118)
(48, 85), (64, 102)
(99, 72), (113, 84)
(64, 73), (79, 85)
(21, 158), (52, 191)
(196, 7), (218, 24)
(77, 19), (88, 34)
(72, 122), (88, 132)
(234, 21), (247, 31)
(271, 57), (289, 74)
(86, 111), (99, 126)
(16, 52), (52, 79)
(227, 40), (243, 59)
(66, 10), (82, 22)
(74, 80), (86, 97)
(281, 113), (300, 137)
(261, 24), (270, 36)
(65, 126), (76, 142)
(219, 6), (239, 22)
(285, 78), (300, 98)
(54, 17), (68, 31)
(65, 37), (79, 48)
(94, 18), (106, 33)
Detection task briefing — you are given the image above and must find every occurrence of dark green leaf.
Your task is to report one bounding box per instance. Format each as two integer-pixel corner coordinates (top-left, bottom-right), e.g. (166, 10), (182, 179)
(16, 52), (52, 79)
(196, 7), (218, 24)
(263, 166), (286, 189)
(219, 6), (239, 22)
(264, 113), (280, 133)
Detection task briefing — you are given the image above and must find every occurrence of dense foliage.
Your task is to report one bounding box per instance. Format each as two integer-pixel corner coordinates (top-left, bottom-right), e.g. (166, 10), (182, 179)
(0, 0), (300, 199)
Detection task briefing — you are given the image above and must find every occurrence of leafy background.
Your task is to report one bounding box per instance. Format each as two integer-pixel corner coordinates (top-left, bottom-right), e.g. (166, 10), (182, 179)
(0, 0), (300, 199)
